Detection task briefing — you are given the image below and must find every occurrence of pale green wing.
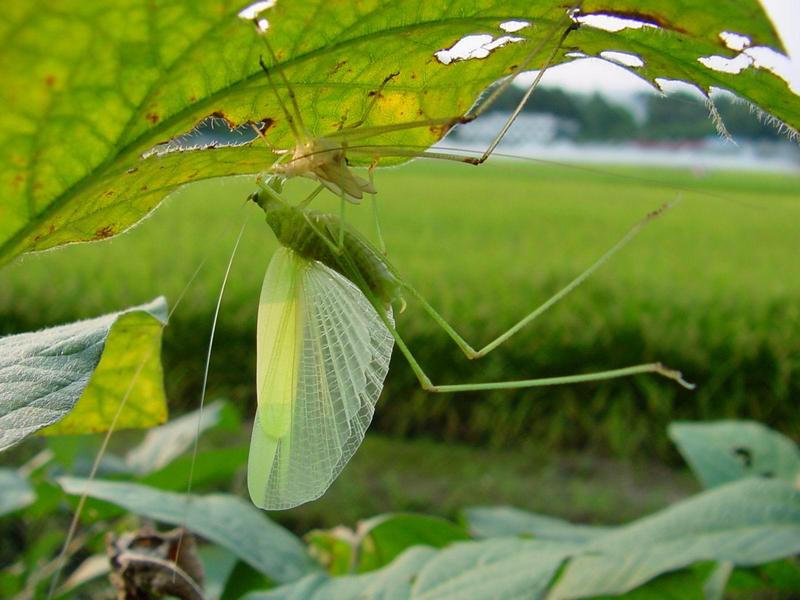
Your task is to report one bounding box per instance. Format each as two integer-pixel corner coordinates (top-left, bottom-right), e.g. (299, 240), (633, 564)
(248, 248), (394, 510)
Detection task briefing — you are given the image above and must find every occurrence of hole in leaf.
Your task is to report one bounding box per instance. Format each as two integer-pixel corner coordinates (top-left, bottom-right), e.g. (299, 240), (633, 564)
(142, 116), (268, 159)
(698, 53), (753, 75)
(600, 51), (644, 68)
(435, 33), (524, 65)
(576, 13), (660, 33)
(237, 0), (276, 20)
(719, 31), (751, 52)
(698, 38), (798, 95)
(732, 446), (753, 468)
(499, 20), (530, 33)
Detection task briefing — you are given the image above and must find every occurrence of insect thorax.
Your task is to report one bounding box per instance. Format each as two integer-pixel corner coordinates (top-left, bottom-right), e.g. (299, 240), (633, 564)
(259, 197), (403, 308)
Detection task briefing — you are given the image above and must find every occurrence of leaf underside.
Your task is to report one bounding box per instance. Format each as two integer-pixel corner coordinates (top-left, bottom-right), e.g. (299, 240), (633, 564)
(0, 298), (168, 451)
(0, 0), (795, 266)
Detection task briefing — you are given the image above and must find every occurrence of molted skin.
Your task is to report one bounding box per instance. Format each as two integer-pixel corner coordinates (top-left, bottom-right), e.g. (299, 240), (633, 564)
(253, 188), (404, 308)
(270, 137), (376, 202)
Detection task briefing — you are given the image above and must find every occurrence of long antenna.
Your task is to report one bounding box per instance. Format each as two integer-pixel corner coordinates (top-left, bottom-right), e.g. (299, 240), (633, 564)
(257, 31), (310, 142)
(467, 10), (578, 164)
(173, 219), (248, 567)
(45, 207), (250, 599)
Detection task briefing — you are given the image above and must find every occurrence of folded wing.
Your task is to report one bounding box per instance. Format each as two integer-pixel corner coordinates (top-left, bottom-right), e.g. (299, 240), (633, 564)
(249, 247), (394, 510)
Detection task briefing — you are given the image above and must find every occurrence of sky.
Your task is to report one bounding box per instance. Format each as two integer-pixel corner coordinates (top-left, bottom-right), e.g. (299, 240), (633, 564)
(527, 0), (800, 97)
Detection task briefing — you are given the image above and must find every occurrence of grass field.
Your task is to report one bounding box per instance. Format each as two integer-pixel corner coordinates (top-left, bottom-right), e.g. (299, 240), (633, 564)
(1, 159), (798, 460)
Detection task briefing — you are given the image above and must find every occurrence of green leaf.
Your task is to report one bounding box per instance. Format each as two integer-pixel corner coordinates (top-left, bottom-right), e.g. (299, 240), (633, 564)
(356, 513), (470, 572)
(250, 538), (577, 600)
(221, 560), (274, 600)
(549, 479), (800, 599)
(57, 477), (318, 584)
(464, 505), (613, 542)
(590, 564), (715, 599)
(141, 445), (249, 491)
(410, 538), (575, 599)
(243, 546), (437, 600)
(0, 298), (168, 451)
(727, 559), (800, 594)
(580, 1), (783, 48)
(571, 24), (798, 136)
(669, 420), (800, 488)
(198, 545), (240, 600)
(124, 400), (229, 475)
(304, 529), (354, 576)
(0, 468), (36, 516)
(1, 0), (794, 265)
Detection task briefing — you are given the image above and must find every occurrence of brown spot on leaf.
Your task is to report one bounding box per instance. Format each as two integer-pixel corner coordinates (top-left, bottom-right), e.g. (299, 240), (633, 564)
(209, 110), (237, 128)
(329, 60), (348, 75)
(507, 64), (518, 72)
(189, 95), (197, 102)
(256, 118), (275, 133)
(34, 224), (57, 244)
(44, 75), (56, 88)
(103, 190), (115, 198)
(140, 185), (149, 191)
(146, 113), (160, 124)
(429, 123), (453, 138)
(94, 225), (115, 239)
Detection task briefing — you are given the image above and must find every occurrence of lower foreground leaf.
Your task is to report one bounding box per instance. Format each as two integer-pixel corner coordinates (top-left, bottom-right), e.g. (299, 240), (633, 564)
(57, 477), (318, 585)
(550, 478), (800, 599)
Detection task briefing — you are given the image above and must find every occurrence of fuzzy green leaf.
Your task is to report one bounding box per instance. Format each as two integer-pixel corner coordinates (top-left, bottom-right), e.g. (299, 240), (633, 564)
(0, 0), (794, 265)
(669, 420), (800, 488)
(464, 505), (613, 541)
(58, 477), (318, 584)
(0, 469), (36, 516)
(550, 479), (800, 599)
(0, 298), (168, 451)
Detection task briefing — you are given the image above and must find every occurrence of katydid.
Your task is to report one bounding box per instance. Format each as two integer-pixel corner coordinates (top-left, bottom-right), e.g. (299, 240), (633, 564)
(246, 175), (692, 510)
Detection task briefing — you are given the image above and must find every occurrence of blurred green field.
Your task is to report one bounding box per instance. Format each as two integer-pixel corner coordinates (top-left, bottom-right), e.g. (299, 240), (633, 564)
(1, 159), (798, 459)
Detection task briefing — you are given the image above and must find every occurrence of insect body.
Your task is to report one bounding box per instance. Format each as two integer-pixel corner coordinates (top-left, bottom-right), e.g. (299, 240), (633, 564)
(248, 178), (693, 510)
(248, 179), (398, 508)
